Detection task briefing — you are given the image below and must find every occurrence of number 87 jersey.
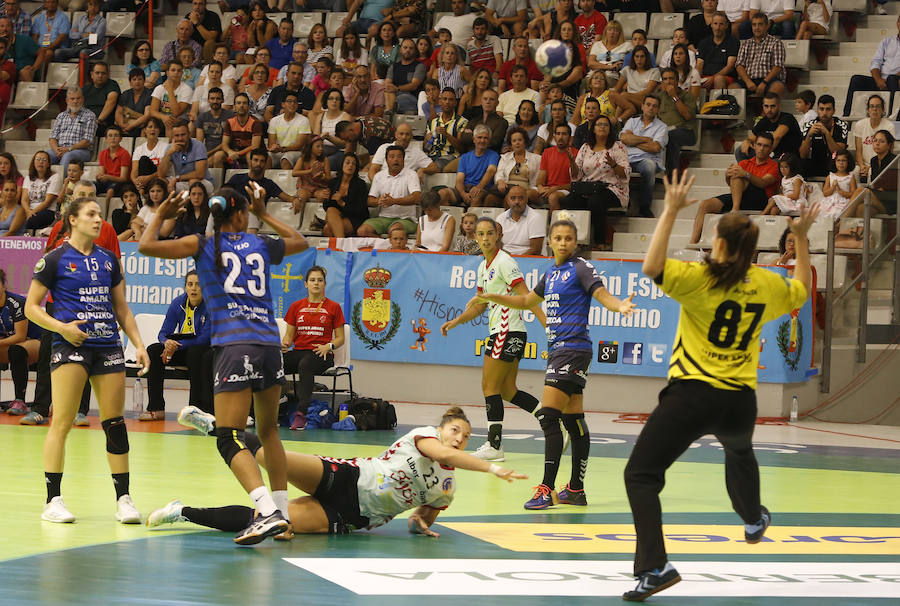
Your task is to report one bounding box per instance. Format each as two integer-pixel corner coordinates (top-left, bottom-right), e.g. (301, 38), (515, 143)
(658, 259), (808, 391)
(194, 232), (286, 347)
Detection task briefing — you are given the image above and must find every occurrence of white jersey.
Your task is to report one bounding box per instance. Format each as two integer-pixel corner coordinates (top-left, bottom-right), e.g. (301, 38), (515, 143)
(347, 426), (455, 529)
(476, 249), (527, 335)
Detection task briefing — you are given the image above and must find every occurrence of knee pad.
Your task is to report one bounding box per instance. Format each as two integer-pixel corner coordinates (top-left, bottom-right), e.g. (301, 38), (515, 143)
(536, 407), (562, 435)
(242, 431), (262, 457)
(7, 344), (26, 363)
(101, 416), (129, 455)
(216, 426), (247, 467)
(563, 413), (588, 437)
(484, 394), (504, 422)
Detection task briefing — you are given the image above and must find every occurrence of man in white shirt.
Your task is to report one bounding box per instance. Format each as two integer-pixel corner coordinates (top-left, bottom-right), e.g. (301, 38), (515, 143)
(749, 0), (795, 38)
(367, 123), (439, 182)
(498, 65), (540, 125)
(496, 185), (546, 255)
(484, 0), (527, 37)
(359, 146), (422, 237)
(430, 0), (478, 50)
(267, 91), (311, 169)
(718, 0), (750, 39)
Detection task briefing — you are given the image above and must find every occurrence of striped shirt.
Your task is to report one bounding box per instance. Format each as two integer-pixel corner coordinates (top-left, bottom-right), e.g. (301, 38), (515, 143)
(426, 113), (468, 158)
(437, 64), (466, 97)
(736, 34), (786, 81)
(50, 107), (97, 147)
(466, 36), (502, 72)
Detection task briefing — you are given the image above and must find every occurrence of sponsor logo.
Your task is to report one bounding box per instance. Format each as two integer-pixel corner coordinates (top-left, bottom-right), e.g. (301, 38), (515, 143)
(597, 340), (618, 363)
(104, 355), (124, 366)
(104, 260), (112, 271)
(649, 343), (667, 364)
(51, 352), (61, 364)
(67, 352), (84, 362)
(442, 476), (453, 494)
(66, 262), (78, 273)
(622, 342), (643, 365)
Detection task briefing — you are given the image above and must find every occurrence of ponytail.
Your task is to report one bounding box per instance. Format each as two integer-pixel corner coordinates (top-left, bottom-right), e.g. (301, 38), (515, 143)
(704, 213), (758, 290)
(208, 186), (249, 276)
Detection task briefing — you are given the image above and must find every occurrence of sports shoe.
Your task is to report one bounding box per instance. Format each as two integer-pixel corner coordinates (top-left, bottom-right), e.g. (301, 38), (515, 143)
(7, 399), (28, 415)
(558, 483), (587, 506)
(233, 510), (289, 546)
(116, 494), (141, 524)
(524, 484), (558, 510)
(42, 496), (76, 523)
(745, 505), (771, 544)
(20, 411), (47, 425)
(138, 410), (165, 421)
(73, 413), (89, 426)
(290, 411), (306, 431)
(623, 563), (681, 601)
(472, 441), (504, 462)
(178, 405), (215, 435)
(274, 526), (295, 541)
(146, 499), (186, 527)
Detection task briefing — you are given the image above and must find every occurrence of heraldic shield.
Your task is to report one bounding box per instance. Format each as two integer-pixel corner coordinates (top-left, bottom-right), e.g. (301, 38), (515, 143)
(352, 265), (402, 349)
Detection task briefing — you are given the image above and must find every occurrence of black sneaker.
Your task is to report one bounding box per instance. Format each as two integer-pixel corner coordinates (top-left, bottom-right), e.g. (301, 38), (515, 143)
(744, 505), (771, 544)
(234, 511), (289, 546)
(622, 563), (681, 602)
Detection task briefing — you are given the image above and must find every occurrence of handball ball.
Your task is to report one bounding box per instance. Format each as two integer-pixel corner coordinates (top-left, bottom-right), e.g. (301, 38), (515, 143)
(536, 40), (573, 78)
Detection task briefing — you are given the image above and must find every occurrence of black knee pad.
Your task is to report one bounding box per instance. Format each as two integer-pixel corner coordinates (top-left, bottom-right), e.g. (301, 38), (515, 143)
(101, 416), (129, 455)
(562, 413), (589, 439)
(216, 426), (247, 466)
(536, 407), (562, 435)
(8, 344), (27, 363)
(242, 431), (262, 456)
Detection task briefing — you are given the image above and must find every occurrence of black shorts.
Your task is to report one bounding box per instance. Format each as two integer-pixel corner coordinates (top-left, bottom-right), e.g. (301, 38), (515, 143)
(485, 331), (528, 362)
(544, 348), (591, 395)
(717, 185), (769, 212)
(50, 342), (125, 375)
(314, 458), (370, 534)
(322, 198), (369, 232)
(212, 344), (285, 394)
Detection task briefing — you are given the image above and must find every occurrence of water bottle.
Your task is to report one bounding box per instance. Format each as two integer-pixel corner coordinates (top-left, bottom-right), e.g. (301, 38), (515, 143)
(133, 377), (144, 413)
(339, 402), (349, 421)
(789, 395), (799, 422)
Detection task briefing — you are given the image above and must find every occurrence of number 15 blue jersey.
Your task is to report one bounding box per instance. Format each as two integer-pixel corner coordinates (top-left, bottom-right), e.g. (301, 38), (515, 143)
(194, 232), (286, 347)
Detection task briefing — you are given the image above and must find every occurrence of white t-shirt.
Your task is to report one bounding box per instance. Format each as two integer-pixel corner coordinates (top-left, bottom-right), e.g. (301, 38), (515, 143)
(23, 172), (62, 211)
(798, 108), (818, 131)
(718, 0), (750, 23)
(269, 113), (311, 147)
(192, 81), (236, 114)
(496, 206), (546, 256)
(476, 248), (527, 334)
(498, 88), (541, 124)
(851, 117), (896, 164)
(368, 168), (421, 220)
(132, 140), (167, 168)
(749, 0), (792, 18)
(199, 63), (237, 86)
(335, 46), (369, 70)
(620, 66), (661, 94)
(151, 82), (194, 117)
(372, 143), (433, 173)
(434, 13), (479, 47)
(806, 0), (832, 28)
(678, 68), (703, 91)
(418, 212), (452, 251)
(536, 121), (577, 147)
(137, 204), (156, 224)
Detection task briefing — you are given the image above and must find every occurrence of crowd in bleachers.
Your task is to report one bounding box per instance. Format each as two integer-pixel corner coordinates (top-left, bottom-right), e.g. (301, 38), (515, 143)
(0, 0), (896, 253)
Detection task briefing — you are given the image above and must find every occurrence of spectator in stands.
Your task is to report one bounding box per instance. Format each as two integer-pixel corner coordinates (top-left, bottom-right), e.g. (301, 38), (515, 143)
(142, 269), (213, 420)
(514, 99), (541, 151)
(424, 88), (467, 171)
(369, 21), (400, 81)
(312, 88), (354, 166)
(21, 151), (60, 230)
(574, 0), (607, 53)
(538, 123), (577, 211)
(293, 137), (331, 213)
(53, 0), (104, 61)
(308, 56), (336, 98)
(127, 177), (163, 239)
(416, 35), (434, 71)
(498, 65), (540, 125)
(552, 20), (586, 114)
(572, 97), (601, 149)
(531, 0), (575, 40)
(330, 119), (378, 170)
(359, 145), (421, 236)
(696, 12), (739, 89)
(429, 0), (478, 49)
(459, 68), (493, 119)
(110, 182), (140, 237)
(574, 71), (614, 125)
(195, 88), (234, 165)
(441, 124), (500, 207)
(31, 0), (70, 69)
(670, 44), (702, 99)
(451, 211), (480, 254)
(429, 43), (469, 99)
(178, 47), (202, 91)
(221, 6), (250, 64)
(496, 126), (541, 203)
(588, 19), (627, 87)
(344, 64), (386, 117)
(796, 0), (831, 40)
(47, 88), (95, 176)
(799, 94), (848, 178)
(96, 126), (131, 204)
(496, 185), (545, 255)
(686, 0), (718, 48)
(191, 61), (234, 123)
(4, 0), (31, 37)
(268, 91), (311, 170)
(733, 13), (786, 97)
(57, 160), (83, 210)
(659, 29), (696, 68)
(226, 148), (301, 230)
(736, 92), (801, 163)
(385, 39), (426, 115)
(462, 89), (508, 154)
(535, 99), (577, 154)
(246, 2), (277, 57)
(385, 0), (426, 39)
(0, 179), (26, 236)
(160, 20), (202, 71)
(611, 45), (660, 124)
(416, 190), (455, 251)
(485, 0), (528, 38)
(691, 131), (779, 242)
(244, 62), (273, 119)
(467, 17), (503, 74)
(116, 69), (153, 138)
(127, 40), (161, 88)
(0, 36), (14, 125)
(622, 94), (667, 218)
(498, 36), (543, 94)
(657, 67), (698, 175)
(216, 92), (262, 169)
(795, 88), (817, 129)
(387, 222), (409, 248)
(0, 152), (24, 191)
(848, 129), (897, 217)
(239, 48), (278, 91)
(368, 123), (438, 182)
(82, 61), (119, 135)
(339, 0), (393, 39)
(159, 181), (211, 239)
(266, 18), (296, 71)
(185, 0), (221, 62)
(852, 95), (895, 179)
(0, 268), (40, 414)
(150, 62), (193, 137)
(749, 0), (795, 39)
(623, 29), (656, 68)
(842, 15), (900, 117)
(420, 78), (443, 121)
(157, 121), (214, 194)
(335, 32), (369, 76)
(0, 16), (40, 83)
(719, 0), (751, 39)
(324, 153), (369, 237)
(131, 118), (167, 194)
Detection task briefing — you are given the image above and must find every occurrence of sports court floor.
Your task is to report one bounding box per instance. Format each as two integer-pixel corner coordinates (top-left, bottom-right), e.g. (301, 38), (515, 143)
(1, 388), (898, 605)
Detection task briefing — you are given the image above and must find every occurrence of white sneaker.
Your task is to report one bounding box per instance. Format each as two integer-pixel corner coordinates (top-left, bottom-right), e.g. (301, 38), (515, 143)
(146, 499), (186, 528)
(878, 5), (888, 14)
(472, 441), (505, 462)
(177, 405), (215, 435)
(42, 496), (76, 523)
(116, 494), (141, 524)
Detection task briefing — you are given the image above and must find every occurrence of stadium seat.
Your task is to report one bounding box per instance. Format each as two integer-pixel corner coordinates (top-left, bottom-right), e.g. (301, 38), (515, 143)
(259, 201), (299, 233)
(751, 215), (789, 251)
(300, 201), (324, 234)
(784, 40), (810, 70)
(264, 169), (296, 195)
(697, 87), (746, 122)
(695, 213), (723, 249)
(615, 13), (647, 39)
(325, 12), (349, 37)
(552, 209), (591, 244)
(393, 114), (426, 137)
(475, 207), (503, 220)
(46, 62), (79, 89)
(224, 168), (247, 183)
(106, 11), (135, 37)
(440, 205), (464, 225)
(106, 197), (123, 221)
(424, 172), (456, 190)
(292, 11), (323, 37)
(209, 167), (224, 189)
(655, 38), (672, 58)
(832, 0), (867, 11)
(82, 165), (102, 182)
(648, 13), (684, 39)
(9, 82), (49, 110)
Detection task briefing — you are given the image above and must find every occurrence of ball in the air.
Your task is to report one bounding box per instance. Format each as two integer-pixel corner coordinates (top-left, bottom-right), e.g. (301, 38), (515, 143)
(535, 40), (573, 78)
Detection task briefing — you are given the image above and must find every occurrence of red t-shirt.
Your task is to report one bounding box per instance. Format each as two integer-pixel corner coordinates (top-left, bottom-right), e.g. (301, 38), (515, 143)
(499, 58), (543, 85)
(574, 12), (608, 54)
(99, 146), (132, 180)
(284, 297), (345, 350)
(540, 145), (578, 188)
(738, 157), (780, 197)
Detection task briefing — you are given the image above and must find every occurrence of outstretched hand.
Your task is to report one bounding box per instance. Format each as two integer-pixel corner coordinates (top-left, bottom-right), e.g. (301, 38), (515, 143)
(156, 190), (189, 221)
(491, 465), (528, 483)
(662, 170), (698, 213)
(618, 293), (636, 316)
(788, 201), (821, 238)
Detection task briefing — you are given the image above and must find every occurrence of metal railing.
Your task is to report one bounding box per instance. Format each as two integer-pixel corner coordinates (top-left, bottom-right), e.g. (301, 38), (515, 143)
(820, 153), (900, 392)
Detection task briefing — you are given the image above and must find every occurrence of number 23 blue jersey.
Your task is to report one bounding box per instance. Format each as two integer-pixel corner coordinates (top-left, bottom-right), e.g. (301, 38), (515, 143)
(195, 232), (286, 347)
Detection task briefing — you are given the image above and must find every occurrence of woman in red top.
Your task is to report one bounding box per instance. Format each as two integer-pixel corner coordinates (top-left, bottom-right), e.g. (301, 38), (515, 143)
(281, 265), (345, 428)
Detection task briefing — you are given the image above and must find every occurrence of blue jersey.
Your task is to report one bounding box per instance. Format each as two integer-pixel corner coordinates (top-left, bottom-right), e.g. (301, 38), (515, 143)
(534, 256), (605, 352)
(195, 232), (286, 347)
(0, 292), (42, 340)
(32, 243), (122, 347)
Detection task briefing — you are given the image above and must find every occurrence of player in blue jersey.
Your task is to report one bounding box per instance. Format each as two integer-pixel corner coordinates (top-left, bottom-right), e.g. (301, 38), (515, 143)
(138, 183), (308, 546)
(477, 219), (636, 510)
(0, 268), (42, 415)
(25, 197), (150, 525)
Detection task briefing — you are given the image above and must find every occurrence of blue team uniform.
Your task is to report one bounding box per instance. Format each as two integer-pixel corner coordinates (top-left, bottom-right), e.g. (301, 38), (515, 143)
(534, 256), (606, 352)
(0, 292), (42, 340)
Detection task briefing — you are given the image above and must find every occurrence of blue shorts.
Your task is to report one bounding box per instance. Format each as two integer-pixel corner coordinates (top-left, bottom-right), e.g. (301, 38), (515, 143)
(350, 18), (378, 34)
(544, 349), (591, 395)
(51, 342), (125, 375)
(213, 344), (285, 394)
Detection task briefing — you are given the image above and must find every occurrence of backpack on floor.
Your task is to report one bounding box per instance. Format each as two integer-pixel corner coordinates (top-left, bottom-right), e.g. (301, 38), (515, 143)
(348, 397), (397, 431)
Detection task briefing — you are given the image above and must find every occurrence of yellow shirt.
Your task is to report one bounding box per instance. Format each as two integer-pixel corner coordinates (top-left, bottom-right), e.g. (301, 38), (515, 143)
(180, 302), (196, 335)
(660, 258), (808, 391)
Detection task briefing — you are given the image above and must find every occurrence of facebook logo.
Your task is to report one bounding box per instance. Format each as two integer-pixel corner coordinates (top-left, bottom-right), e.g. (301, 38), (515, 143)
(623, 342), (643, 365)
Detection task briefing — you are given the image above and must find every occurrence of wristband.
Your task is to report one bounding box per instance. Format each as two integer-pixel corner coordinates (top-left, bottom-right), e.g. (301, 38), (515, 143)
(488, 463), (501, 475)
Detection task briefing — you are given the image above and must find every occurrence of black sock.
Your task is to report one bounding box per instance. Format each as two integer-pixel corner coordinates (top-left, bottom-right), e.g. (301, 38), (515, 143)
(485, 394), (504, 449)
(563, 413), (590, 491)
(45, 472), (62, 503)
(537, 407), (563, 489)
(112, 472), (130, 500)
(182, 505), (255, 532)
(510, 390), (539, 414)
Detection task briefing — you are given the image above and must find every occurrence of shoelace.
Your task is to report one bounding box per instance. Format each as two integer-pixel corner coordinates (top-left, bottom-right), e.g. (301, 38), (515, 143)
(531, 484), (551, 497)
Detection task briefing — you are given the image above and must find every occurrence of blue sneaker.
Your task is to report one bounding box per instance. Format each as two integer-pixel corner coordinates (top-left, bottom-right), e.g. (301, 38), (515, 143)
(745, 505), (771, 544)
(623, 563), (681, 601)
(558, 484), (587, 506)
(20, 411), (47, 425)
(524, 484), (558, 510)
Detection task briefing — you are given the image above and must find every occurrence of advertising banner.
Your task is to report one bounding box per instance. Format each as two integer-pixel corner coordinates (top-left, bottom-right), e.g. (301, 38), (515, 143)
(0, 237), (47, 295)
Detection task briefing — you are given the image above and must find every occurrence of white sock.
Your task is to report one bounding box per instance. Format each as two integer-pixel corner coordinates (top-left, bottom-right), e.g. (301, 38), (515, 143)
(533, 402), (543, 416)
(249, 486), (277, 517)
(272, 490), (290, 521)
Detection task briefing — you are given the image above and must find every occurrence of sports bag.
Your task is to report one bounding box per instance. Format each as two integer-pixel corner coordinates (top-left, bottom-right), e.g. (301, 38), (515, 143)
(348, 397), (398, 431)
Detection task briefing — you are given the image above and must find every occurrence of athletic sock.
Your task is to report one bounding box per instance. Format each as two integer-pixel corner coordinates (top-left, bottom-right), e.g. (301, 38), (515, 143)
(562, 413), (590, 491)
(510, 390), (540, 414)
(272, 490), (290, 521)
(45, 472), (62, 503)
(249, 486), (277, 517)
(485, 394), (504, 449)
(537, 407), (563, 488)
(182, 505), (254, 532)
(111, 472), (130, 500)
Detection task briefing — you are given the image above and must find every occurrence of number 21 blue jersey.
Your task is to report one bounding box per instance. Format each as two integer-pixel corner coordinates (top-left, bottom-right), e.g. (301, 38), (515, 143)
(195, 232), (286, 347)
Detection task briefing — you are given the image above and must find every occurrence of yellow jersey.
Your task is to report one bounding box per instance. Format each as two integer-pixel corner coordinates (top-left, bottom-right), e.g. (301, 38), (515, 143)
(659, 259), (808, 391)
